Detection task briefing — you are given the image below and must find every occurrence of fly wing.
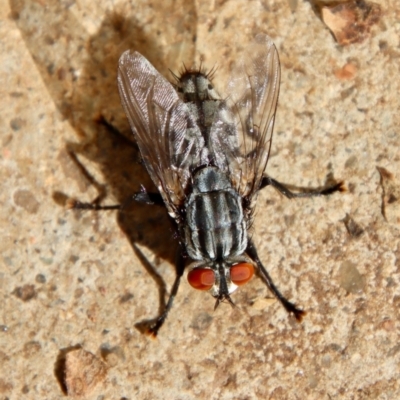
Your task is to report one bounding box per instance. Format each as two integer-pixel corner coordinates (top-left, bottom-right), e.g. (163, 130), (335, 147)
(118, 51), (207, 218)
(210, 34), (280, 201)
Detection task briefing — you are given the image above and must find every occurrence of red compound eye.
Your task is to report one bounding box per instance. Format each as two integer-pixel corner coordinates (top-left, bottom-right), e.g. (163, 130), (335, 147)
(230, 263), (254, 286)
(187, 268), (215, 291)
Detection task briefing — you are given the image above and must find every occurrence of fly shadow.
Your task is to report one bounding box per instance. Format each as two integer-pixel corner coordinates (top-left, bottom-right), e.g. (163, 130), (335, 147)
(10, 0), (197, 332)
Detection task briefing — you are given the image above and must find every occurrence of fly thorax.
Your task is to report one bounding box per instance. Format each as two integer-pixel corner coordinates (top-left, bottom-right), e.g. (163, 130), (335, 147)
(184, 167), (248, 261)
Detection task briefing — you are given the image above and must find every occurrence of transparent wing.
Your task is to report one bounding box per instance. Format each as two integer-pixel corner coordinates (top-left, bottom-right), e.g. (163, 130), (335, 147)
(118, 51), (207, 218)
(209, 34), (280, 201)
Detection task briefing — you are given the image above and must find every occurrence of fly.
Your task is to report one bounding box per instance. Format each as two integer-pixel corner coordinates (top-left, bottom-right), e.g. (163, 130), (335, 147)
(72, 34), (343, 336)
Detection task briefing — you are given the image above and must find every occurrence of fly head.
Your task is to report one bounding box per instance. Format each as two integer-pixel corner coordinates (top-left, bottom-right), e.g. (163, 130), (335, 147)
(187, 258), (255, 308)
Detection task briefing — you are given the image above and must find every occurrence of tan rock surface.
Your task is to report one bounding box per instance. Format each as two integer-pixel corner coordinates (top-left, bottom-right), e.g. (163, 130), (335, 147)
(1, 0), (398, 398)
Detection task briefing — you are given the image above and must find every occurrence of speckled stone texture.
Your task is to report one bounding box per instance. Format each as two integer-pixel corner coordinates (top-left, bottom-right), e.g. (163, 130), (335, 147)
(1, 0), (399, 398)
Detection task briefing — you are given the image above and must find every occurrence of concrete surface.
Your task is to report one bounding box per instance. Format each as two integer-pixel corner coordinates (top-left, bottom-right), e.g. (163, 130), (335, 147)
(1, 0), (399, 398)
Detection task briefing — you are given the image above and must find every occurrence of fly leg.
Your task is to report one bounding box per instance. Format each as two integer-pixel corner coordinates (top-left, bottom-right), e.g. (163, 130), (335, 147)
(260, 176), (344, 199)
(145, 247), (186, 337)
(68, 190), (164, 211)
(70, 188), (180, 337)
(246, 239), (305, 322)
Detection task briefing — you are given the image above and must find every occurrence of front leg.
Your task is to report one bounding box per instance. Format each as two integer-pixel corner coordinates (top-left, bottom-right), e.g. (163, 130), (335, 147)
(246, 239), (305, 322)
(145, 246), (187, 337)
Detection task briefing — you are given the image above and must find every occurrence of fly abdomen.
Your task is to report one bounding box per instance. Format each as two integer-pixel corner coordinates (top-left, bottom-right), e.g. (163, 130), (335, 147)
(178, 71), (220, 147)
(184, 167), (247, 261)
